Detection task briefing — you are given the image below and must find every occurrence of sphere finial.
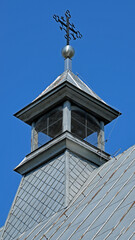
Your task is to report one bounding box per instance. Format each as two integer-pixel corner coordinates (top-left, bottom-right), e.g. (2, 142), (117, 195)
(62, 45), (75, 59)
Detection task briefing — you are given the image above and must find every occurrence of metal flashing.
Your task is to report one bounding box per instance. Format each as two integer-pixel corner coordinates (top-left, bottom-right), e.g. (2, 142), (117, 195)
(34, 70), (106, 103)
(14, 131), (110, 175)
(14, 71), (121, 125)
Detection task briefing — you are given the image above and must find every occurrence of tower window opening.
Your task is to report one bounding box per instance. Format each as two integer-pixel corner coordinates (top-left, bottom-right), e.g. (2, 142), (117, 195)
(71, 105), (100, 147)
(33, 106), (62, 149)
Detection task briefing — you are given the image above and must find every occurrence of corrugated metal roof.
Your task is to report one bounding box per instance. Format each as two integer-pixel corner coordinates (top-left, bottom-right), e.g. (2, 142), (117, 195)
(14, 145), (135, 240)
(33, 70), (107, 105)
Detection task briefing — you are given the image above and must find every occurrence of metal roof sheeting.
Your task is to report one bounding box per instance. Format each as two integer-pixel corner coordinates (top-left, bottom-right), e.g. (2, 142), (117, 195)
(1, 154), (66, 240)
(34, 70), (107, 105)
(0, 228), (3, 239)
(14, 145), (135, 240)
(1, 151), (98, 240)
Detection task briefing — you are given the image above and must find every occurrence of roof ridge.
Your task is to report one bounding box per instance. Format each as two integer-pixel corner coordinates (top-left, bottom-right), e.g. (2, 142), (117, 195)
(69, 71), (107, 103)
(32, 70), (108, 105)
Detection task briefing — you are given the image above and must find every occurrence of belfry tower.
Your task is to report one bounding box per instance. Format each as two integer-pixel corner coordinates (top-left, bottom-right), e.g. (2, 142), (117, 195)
(1, 10), (121, 240)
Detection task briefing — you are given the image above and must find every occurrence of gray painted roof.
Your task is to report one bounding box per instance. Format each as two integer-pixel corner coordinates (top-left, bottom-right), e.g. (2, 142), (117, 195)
(8, 145), (135, 240)
(34, 70), (107, 105)
(0, 228), (3, 239)
(1, 151), (98, 240)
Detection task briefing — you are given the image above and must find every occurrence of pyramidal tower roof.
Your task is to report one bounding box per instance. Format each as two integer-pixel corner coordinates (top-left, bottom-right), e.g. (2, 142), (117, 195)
(14, 54), (120, 125)
(14, 10), (120, 125)
(34, 70), (107, 105)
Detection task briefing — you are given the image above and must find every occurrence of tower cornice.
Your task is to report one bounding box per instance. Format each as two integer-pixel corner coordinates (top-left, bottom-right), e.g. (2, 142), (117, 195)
(14, 71), (121, 126)
(14, 131), (110, 175)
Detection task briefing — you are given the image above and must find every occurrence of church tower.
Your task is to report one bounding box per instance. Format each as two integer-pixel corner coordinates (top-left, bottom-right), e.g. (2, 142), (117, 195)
(1, 10), (120, 240)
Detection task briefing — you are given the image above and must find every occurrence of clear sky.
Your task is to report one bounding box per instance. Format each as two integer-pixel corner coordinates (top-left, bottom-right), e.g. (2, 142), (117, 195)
(0, 0), (135, 227)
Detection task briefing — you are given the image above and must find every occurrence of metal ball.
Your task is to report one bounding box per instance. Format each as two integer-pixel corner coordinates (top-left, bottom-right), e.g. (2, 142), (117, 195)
(62, 45), (75, 59)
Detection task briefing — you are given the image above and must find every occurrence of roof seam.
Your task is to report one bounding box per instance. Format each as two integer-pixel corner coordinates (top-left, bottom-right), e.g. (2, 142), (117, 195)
(42, 147), (134, 239)
(1, 177), (25, 239)
(103, 201), (135, 240)
(61, 158), (135, 240)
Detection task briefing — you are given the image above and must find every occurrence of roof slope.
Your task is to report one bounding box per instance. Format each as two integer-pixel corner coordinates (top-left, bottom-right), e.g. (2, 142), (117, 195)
(1, 150), (98, 240)
(34, 70), (107, 105)
(17, 145), (135, 240)
(1, 154), (66, 240)
(0, 228), (3, 239)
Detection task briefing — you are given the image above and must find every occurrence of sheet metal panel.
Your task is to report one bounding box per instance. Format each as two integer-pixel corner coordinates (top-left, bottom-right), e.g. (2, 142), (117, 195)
(2, 146), (135, 240)
(118, 221), (135, 240)
(1, 153), (66, 240)
(69, 152), (97, 202)
(34, 70), (107, 105)
(37, 146), (135, 240)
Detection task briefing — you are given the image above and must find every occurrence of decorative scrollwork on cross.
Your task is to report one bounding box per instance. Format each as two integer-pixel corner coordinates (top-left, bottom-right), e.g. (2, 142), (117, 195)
(53, 10), (82, 45)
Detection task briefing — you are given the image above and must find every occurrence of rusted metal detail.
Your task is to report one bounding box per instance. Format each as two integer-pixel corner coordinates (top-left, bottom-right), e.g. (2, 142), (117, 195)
(120, 201), (135, 222)
(82, 192), (86, 197)
(80, 185), (135, 240)
(124, 220), (135, 233)
(67, 154), (135, 239)
(98, 173), (102, 178)
(40, 234), (48, 240)
(103, 201), (135, 240)
(47, 149), (134, 240)
(15, 147), (134, 240)
(23, 214), (58, 240)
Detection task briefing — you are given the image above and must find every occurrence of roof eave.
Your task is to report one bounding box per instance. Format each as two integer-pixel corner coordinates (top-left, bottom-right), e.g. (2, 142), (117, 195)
(14, 81), (121, 125)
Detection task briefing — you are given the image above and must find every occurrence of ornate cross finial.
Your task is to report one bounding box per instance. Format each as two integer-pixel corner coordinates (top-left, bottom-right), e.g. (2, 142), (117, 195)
(53, 10), (82, 45)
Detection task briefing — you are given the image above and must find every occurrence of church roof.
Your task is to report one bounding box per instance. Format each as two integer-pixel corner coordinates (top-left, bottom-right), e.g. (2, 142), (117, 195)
(19, 145), (135, 240)
(2, 145), (134, 240)
(34, 70), (107, 105)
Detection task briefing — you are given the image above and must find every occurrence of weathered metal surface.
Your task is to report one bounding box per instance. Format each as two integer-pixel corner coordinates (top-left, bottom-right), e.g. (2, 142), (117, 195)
(63, 101), (71, 132)
(64, 150), (70, 207)
(68, 151), (97, 202)
(31, 122), (38, 151)
(97, 121), (105, 151)
(1, 148), (99, 240)
(14, 70), (120, 126)
(14, 131), (109, 175)
(0, 227), (3, 239)
(11, 145), (135, 240)
(34, 70), (107, 104)
(1, 154), (66, 239)
(64, 58), (72, 71)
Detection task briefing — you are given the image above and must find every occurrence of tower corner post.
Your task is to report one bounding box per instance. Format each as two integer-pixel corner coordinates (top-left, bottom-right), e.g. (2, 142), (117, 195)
(31, 122), (38, 151)
(98, 121), (105, 151)
(63, 101), (71, 132)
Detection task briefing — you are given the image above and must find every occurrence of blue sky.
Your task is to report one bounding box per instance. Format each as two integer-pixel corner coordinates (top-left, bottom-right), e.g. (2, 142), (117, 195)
(0, 0), (135, 227)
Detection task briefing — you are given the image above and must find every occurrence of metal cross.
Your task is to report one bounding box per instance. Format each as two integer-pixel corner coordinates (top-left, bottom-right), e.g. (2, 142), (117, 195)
(53, 10), (82, 45)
